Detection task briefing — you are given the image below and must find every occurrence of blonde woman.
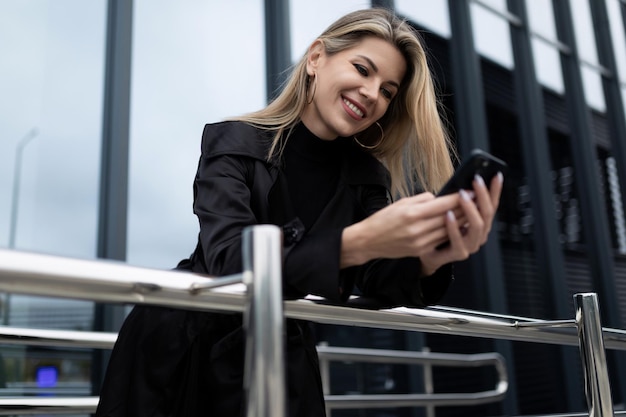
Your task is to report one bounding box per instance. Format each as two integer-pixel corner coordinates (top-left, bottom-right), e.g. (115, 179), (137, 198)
(96, 8), (503, 417)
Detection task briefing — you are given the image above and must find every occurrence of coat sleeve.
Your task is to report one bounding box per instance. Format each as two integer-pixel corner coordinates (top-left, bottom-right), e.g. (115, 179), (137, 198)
(192, 154), (256, 277)
(351, 186), (454, 308)
(192, 153), (348, 302)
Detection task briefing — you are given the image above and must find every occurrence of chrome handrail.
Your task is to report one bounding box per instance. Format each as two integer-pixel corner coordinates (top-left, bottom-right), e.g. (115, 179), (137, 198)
(0, 230), (623, 416)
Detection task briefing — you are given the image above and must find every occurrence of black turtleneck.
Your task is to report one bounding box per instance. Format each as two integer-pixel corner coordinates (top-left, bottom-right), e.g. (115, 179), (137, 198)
(283, 123), (347, 230)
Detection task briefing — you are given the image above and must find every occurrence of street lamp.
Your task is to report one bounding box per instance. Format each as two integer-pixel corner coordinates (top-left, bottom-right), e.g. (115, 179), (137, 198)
(3, 128), (38, 325)
(9, 128), (39, 249)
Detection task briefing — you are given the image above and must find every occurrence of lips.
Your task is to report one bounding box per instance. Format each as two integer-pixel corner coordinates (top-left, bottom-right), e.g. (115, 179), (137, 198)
(342, 96), (366, 119)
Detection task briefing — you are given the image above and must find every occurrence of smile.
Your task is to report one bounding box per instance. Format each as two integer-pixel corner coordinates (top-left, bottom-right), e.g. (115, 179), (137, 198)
(343, 98), (365, 118)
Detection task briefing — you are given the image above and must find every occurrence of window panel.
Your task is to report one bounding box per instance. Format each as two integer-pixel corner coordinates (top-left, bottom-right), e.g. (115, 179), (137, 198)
(395, 0), (451, 38)
(581, 64), (606, 111)
(532, 38), (565, 93)
(607, 0), (626, 84)
(476, 0), (508, 12)
(471, 1), (514, 69)
(127, 0), (266, 269)
(0, 0), (105, 399)
(526, 0), (558, 42)
(0, 1), (105, 257)
(568, 0), (599, 65)
(289, 0), (371, 61)
(623, 86), (626, 123)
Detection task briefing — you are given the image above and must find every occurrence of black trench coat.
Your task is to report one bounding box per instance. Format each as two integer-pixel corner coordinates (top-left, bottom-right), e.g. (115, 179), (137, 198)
(95, 121), (453, 417)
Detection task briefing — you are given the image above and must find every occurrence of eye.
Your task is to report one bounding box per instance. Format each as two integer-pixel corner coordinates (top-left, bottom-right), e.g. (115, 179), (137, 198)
(381, 87), (393, 100)
(354, 64), (368, 76)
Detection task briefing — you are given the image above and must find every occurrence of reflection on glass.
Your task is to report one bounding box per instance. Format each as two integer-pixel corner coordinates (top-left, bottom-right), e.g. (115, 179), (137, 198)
(476, 0), (508, 12)
(127, 0), (266, 269)
(289, 0), (371, 60)
(471, 2), (514, 69)
(395, 0), (451, 38)
(526, 0), (558, 41)
(607, 0), (626, 84)
(532, 38), (564, 93)
(568, 0), (599, 65)
(0, 0), (105, 401)
(580, 64), (606, 111)
(0, 2), (104, 257)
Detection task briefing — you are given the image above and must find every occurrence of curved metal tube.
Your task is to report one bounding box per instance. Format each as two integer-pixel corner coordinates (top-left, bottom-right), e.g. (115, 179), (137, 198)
(317, 346), (507, 409)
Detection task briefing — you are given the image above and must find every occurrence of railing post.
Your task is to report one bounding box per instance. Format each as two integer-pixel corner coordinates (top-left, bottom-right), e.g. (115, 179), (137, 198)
(574, 292), (614, 416)
(242, 225), (286, 417)
(422, 347), (435, 417)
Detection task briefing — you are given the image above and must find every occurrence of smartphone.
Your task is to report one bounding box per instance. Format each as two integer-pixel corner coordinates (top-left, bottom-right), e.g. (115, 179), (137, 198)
(435, 149), (506, 250)
(437, 149), (507, 196)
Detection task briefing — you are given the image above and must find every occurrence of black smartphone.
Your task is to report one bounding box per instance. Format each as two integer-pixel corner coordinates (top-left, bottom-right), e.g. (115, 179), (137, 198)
(437, 149), (507, 196)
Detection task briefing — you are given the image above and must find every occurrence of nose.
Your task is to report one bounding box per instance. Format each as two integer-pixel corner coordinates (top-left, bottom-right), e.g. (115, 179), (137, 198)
(359, 80), (380, 102)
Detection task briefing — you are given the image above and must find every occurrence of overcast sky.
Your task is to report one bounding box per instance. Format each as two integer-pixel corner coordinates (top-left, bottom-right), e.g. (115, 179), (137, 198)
(1, 0), (624, 272)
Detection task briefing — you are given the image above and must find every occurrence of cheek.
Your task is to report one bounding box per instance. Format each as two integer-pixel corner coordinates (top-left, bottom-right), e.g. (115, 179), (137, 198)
(373, 101), (392, 120)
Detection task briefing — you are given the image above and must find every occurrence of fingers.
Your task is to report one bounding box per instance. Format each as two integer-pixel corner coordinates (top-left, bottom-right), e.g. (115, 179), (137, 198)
(441, 172), (504, 257)
(457, 188), (485, 250)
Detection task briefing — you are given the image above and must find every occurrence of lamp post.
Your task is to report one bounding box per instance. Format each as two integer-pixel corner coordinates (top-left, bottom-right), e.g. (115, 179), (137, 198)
(3, 128), (38, 325)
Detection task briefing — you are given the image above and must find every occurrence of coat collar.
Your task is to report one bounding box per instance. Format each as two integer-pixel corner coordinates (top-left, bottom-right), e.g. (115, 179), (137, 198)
(200, 121), (390, 189)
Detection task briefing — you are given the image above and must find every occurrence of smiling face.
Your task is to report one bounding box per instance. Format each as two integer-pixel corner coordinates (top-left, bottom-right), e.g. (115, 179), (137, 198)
(300, 36), (407, 140)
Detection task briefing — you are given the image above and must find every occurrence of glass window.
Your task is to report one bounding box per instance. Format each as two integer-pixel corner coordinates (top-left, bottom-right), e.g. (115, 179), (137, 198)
(0, 1), (105, 257)
(289, 0), (371, 61)
(395, 0), (451, 38)
(476, 0), (508, 13)
(607, 0), (626, 84)
(581, 64), (606, 111)
(531, 38), (565, 93)
(526, 0), (558, 41)
(471, 2), (514, 69)
(623, 87), (626, 123)
(0, 0), (106, 400)
(568, 0), (599, 65)
(127, 0), (266, 269)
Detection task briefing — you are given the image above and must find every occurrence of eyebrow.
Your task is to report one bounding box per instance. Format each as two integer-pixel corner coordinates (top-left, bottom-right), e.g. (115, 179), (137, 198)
(357, 54), (400, 89)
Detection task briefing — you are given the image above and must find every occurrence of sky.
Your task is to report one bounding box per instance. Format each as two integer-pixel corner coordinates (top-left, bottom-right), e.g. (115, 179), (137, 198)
(1, 0), (624, 273)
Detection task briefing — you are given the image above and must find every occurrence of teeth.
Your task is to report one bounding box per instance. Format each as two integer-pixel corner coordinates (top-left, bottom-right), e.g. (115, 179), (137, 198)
(344, 98), (364, 118)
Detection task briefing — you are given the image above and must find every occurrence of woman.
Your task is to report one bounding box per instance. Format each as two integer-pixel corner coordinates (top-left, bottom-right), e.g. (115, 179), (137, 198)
(96, 8), (503, 417)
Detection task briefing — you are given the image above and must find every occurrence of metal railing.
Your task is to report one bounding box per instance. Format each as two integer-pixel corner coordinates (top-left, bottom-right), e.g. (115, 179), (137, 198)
(0, 329), (508, 415)
(317, 344), (507, 416)
(0, 225), (625, 416)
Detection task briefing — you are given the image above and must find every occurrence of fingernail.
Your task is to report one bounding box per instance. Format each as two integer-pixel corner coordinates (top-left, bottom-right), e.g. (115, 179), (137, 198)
(447, 210), (456, 221)
(459, 189), (471, 201)
(497, 171), (504, 184)
(474, 174), (485, 187)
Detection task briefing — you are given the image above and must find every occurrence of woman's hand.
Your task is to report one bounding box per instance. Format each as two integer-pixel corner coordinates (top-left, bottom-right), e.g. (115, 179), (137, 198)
(341, 172), (504, 273)
(419, 172), (504, 274)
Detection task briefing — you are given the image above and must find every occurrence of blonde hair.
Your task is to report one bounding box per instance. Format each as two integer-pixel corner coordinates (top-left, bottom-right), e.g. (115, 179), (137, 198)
(231, 8), (455, 197)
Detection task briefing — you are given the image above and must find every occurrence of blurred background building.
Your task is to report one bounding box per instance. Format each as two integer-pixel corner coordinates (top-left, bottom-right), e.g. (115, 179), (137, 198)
(1, 0), (626, 415)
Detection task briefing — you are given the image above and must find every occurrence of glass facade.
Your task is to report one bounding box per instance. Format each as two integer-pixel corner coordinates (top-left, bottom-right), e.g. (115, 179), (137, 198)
(1, 0), (626, 415)
(127, 0), (266, 269)
(0, 0), (106, 403)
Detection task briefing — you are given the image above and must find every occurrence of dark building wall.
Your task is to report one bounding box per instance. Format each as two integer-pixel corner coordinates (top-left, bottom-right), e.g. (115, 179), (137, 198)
(316, 22), (626, 416)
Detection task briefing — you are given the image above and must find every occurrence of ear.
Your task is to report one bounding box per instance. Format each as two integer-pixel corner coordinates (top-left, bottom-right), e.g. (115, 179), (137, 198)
(306, 39), (325, 76)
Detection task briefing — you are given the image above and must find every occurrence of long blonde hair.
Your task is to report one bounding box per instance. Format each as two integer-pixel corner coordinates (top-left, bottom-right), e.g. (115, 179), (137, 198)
(231, 8), (455, 197)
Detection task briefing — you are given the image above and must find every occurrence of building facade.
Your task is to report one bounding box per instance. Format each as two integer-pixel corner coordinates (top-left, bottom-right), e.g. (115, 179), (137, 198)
(1, 0), (626, 415)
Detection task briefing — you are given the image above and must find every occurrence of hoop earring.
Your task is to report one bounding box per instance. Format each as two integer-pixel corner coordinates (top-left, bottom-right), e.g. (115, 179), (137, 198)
(306, 74), (317, 105)
(354, 122), (384, 150)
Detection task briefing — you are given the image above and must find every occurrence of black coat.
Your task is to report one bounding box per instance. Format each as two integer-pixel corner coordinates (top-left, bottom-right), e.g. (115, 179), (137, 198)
(95, 121), (453, 417)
